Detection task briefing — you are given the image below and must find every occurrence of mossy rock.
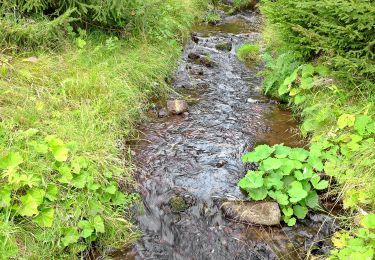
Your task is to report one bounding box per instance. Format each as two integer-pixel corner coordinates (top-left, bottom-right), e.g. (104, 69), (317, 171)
(169, 196), (188, 212)
(215, 41), (232, 51)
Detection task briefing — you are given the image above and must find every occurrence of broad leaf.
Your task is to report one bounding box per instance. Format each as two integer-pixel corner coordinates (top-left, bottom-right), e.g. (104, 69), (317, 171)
(269, 190), (289, 205)
(239, 171), (264, 190)
(305, 191), (319, 209)
(45, 184), (59, 201)
(360, 214), (375, 229)
(274, 144), (291, 158)
(288, 181), (308, 203)
(61, 227), (80, 247)
(293, 205), (308, 219)
(33, 208), (54, 227)
(288, 148), (309, 161)
(78, 220), (94, 238)
(242, 145), (274, 162)
(0, 186), (12, 208)
(301, 64), (315, 78)
(262, 158), (282, 171)
(310, 175), (329, 190)
(337, 114), (355, 129)
(0, 152), (23, 169)
(92, 215), (105, 233)
(52, 146), (69, 162)
(300, 76), (314, 90)
(248, 187), (268, 201)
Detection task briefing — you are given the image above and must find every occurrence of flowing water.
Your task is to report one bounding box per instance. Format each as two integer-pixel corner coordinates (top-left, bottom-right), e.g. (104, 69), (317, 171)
(114, 11), (336, 260)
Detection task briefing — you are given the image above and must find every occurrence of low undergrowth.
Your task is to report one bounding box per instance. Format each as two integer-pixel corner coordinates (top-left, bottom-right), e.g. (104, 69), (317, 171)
(0, 0), (209, 258)
(239, 0), (375, 258)
(236, 44), (260, 63)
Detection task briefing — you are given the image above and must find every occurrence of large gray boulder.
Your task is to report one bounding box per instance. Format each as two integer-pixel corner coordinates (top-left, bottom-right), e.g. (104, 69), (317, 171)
(222, 201), (281, 226)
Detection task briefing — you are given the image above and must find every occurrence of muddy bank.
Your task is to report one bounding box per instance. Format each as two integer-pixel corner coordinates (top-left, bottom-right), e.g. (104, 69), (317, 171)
(116, 11), (336, 260)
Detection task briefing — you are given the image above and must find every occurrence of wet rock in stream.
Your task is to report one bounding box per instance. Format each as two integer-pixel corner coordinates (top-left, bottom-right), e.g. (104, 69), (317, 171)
(117, 11), (336, 260)
(222, 201), (281, 226)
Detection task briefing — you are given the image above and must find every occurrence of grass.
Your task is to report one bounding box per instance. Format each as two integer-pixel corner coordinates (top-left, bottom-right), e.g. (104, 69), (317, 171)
(0, 0), (209, 258)
(236, 44), (260, 63)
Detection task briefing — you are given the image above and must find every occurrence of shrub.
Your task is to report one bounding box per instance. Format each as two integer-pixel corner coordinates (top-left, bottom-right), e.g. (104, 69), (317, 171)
(261, 0), (375, 90)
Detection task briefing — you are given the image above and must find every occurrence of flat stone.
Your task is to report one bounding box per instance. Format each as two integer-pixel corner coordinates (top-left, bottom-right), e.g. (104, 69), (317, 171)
(167, 100), (188, 115)
(222, 201), (281, 226)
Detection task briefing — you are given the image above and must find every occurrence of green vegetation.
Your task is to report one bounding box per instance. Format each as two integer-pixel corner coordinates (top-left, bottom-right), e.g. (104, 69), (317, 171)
(238, 0), (375, 257)
(240, 144), (329, 226)
(330, 214), (375, 259)
(236, 44), (260, 63)
(0, 0), (208, 258)
(232, 0), (257, 12)
(206, 12), (222, 24)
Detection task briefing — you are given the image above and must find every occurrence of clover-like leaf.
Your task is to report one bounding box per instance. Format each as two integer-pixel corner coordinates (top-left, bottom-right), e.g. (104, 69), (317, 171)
(301, 64), (315, 78)
(282, 207), (293, 217)
(242, 145), (275, 163)
(310, 175), (329, 190)
(287, 217), (296, 226)
(293, 205), (308, 219)
(288, 181), (308, 203)
(354, 115), (374, 135)
(279, 158), (303, 175)
(18, 193), (39, 216)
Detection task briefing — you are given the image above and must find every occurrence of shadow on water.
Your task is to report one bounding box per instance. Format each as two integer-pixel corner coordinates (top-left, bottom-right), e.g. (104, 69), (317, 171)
(109, 11), (336, 260)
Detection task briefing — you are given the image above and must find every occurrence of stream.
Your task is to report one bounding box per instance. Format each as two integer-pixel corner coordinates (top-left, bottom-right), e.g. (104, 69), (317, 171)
(115, 10), (336, 260)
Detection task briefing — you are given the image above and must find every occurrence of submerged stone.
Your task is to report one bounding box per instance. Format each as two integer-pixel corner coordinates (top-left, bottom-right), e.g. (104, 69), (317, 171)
(222, 201), (281, 226)
(167, 100), (188, 115)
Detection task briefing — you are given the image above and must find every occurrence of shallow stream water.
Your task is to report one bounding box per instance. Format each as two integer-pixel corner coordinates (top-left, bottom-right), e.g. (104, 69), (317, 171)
(114, 11), (336, 260)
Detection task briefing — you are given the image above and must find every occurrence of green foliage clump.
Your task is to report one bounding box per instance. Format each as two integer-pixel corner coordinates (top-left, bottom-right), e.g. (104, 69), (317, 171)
(232, 0), (258, 12)
(261, 0), (375, 90)
(0, 128), (139, 258)
(240, 144), (333, 226)
(0, 0), (203, 51)
(236, 44), (260, 63)
(206, 12), (222, 24)
(330, 214), (375, 259)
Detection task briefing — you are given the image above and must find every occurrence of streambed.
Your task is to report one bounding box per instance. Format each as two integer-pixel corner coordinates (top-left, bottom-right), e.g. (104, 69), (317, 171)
(116, 11), (336, 260)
